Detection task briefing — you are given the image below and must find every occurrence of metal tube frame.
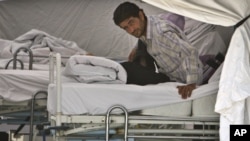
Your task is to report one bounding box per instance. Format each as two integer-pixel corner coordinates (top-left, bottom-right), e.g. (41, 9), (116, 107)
(105, 105), (128, 141)
(13, 47), (33, 70)
(29, 91), (48, 141)
(5, 59), (24, 69)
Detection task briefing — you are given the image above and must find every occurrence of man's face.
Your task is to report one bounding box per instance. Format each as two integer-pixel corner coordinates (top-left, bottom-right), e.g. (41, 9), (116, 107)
(119, 11), (146, 38)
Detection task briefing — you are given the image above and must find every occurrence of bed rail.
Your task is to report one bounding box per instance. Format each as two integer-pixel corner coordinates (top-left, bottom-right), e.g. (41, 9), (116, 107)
(13, 47), (33, 70)
(29, 91), (48, 141)
(106, 105), (128, 141)
(5, 58), (24, 69)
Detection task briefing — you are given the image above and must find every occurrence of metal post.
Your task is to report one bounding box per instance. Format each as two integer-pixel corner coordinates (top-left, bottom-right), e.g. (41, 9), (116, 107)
(13, 47), (33, 70)
(29, 91), (47, 141)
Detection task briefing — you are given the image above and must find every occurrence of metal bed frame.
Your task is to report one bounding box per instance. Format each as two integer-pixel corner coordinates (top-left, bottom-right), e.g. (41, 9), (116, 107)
(4, 47), (33, 70)
(44, 53), (220, 141)
(0, 47), (49, 141)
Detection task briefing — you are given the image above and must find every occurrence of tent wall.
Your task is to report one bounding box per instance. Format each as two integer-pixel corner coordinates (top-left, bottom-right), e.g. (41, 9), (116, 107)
(0, 0), (164, 59)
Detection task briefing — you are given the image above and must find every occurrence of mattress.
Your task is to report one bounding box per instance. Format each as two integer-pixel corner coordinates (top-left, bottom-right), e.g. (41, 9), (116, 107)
(0, 70), (49, 101)
(141, 93), (219, 117)
(0, 68), (219, 118)
(47, 81), (219, 115)
(192, 94), (219, 117)
(0, 69), (75, 102)
(140, 101), (192, 116)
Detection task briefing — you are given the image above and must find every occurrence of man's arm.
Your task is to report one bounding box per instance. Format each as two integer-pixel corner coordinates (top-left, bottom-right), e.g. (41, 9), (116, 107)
(156, 23), (202, 99)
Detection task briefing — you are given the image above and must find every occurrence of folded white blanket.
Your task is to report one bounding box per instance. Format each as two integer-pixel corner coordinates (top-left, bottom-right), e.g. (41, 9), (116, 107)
(62, 55), (127, 84)
(0, 29), (87, 64)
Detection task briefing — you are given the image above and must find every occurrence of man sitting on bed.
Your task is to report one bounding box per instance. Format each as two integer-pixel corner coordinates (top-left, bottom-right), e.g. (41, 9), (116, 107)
(113, 2), (203, 99)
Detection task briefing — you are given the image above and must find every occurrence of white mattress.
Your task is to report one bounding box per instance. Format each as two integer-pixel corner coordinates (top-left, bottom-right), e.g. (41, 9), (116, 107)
(0, 70), (49, 101)
(0, 69), (77, 102)
(0, 69), (218, 117)
(140, 101), (192, 116)
(47, 81), (219, 115)
(192, 94), (219, 117)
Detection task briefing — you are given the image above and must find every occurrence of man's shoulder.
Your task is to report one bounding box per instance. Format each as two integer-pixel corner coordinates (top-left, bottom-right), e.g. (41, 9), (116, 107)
(149, 12), (185, 31)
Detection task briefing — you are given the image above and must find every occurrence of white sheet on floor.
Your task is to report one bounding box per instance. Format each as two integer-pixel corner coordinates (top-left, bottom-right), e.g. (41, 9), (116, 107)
(47, 81), (219, 115)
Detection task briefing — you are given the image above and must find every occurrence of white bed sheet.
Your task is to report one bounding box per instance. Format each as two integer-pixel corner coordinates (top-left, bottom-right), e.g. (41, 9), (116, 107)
(47, 81), (219, 115)
(192, 94), (219, 117)
(0, 69), (218, 118)
(0, 70), (49, 101)
(140, 100), (192, 116)
(0, 70), (75, 102)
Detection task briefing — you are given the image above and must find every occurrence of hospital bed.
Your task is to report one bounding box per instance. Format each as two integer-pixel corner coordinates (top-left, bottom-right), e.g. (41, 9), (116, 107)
(0, 25), (88, 129)
(0, 50), (79, 141)
(0, 63), (221, 140)
(0, 69), (49, 138)
(46, 52), (222, 141)
(0, 42), (65, 139)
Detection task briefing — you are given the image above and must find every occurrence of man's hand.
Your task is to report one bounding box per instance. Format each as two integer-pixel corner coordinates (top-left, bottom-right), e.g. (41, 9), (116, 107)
(177, 83), (196, 99)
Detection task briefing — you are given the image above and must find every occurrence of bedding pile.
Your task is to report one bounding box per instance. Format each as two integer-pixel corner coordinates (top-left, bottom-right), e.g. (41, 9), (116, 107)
(0, 29), (88, 64)
(62, 55), (127, 84)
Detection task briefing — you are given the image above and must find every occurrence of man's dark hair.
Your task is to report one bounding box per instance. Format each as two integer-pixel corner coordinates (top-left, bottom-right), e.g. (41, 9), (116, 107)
(113, 2), (141, 25)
